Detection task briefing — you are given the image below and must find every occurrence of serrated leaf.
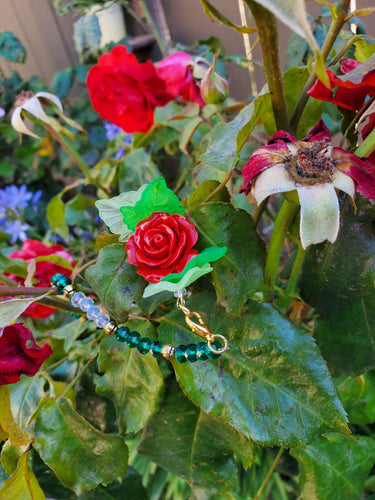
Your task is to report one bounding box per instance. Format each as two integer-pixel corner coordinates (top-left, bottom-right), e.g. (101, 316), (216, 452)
(34, 397), (128, 494)
(179, 116), (204, 155)
(46, 194), (69, 240)
(85, 243), (145, 323)
(191, 203), (265, 315)
(96, 321), (164, 434)
(337, 371), (375, 425)
(0, 452), (45, 500)
(0, 31), (26, 63)
(95, 185), (146, 242)
(353, 36), (375, 62)
(139, 380), (257, 493)
(0, 386), (31, 446)
(159, 293), (348, 447)
(291, 433), (375, 500)
(0, 291), (52, 327)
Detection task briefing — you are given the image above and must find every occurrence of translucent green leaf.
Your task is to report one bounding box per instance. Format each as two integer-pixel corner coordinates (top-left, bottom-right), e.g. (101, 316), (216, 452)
(0, 452), (45, 500)
(34, 398), (128, 494)
(291, 433), (375, 500)
(96, 322), (164, 434)
(85, 243), (145, 323)
(159, 293), (349, 447)
(138, 380), (257, 493)
(162, 247), (227, 282)
(120, 177), (185, 231)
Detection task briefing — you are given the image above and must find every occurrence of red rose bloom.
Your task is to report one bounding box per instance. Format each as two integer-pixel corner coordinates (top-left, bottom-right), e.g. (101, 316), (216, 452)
(7, 239), (75, 319)
(157, 52), (204, 106)
(87, 45), (172, 133)
(0, 323), (53, 385)
(307, 58), (375, 111)
(126, 212), (199, 283)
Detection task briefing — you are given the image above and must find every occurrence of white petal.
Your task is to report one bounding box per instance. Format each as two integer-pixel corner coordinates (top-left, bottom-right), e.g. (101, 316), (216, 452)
(251, 164), (296, 204)
(298, 183), (339, 249)
(22, 96), (52, 123)
(332, 170), (355, 200)
(11, 107), (40, 138)
(36, 91), (63, 114)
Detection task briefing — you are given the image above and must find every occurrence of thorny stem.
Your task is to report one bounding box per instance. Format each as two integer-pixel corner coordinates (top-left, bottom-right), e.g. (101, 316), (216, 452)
(277, 243), (307, 313)
(254, 448), (284, 500)
(200, 169), (234, 205)
(245, 0), (291, 133)
(137, 0), (168, 57)
(57, 357), (96, 399)
(263, 200), (299, 303)
(290, 0), (351, 134)
(0, 286), (56, 296)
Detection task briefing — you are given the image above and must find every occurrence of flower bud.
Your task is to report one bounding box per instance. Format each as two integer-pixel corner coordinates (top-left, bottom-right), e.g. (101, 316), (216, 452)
(195, 53), (229, 105)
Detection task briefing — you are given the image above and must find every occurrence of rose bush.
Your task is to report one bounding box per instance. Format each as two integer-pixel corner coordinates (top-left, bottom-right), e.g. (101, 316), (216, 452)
(7, 239), (75, 318)
(87, 45), (172, 133)
(126, 212), (199, 282)
(0, 323), (53, 385)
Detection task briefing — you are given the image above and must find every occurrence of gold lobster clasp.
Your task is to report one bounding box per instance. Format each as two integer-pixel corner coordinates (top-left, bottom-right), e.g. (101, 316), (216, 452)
(185, 311), (214, 340)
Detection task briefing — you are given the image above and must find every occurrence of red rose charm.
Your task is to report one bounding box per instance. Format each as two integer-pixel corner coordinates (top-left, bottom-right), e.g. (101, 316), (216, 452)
(87, 45), (172, 133)
(7, 239), (75, 319)
(0, 323), (53, 385)
(126, 212), (199, 283)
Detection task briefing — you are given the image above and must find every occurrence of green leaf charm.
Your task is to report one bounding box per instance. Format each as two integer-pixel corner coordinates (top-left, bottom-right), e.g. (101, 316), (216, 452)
(120, 177), (185, 231)
(291, 433), (375, 500)
(34, 398), (128, 494)
(159, 293), (348, 447)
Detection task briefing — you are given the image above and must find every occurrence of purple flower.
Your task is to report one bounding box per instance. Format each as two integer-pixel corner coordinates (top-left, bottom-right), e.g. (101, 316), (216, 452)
(104, 121), (123, 141)
(114, 147), (125, 160)
(3, 220), (30, 243)
(0, 185), (33, 209)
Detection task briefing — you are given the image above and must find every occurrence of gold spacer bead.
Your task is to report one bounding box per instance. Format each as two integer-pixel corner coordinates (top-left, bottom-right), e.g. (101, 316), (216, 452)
(161, 343), (175, 360)
(104, 321), (118, 335)
(63, 284), (75, 299)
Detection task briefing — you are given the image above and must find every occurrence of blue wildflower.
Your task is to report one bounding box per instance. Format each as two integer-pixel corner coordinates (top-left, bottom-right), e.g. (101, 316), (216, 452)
(114, 147), (125, 160)
(0, 184), (33, 209)
(104, 121), (123, 141)
(4, 220), (30, 243)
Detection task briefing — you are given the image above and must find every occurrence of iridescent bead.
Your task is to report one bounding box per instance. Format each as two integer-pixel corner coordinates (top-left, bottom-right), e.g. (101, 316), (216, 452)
(150, 340), (163, 358)
(196, 342), (209, 361)
(71, 292), (85, 308)
(137, 337), (151, 354)
(186, 343), (198, 362)
(127, 331), (140, 348)
(51, 273), (71, 290)
(161, 344), (175, 359)
(79, 297), (94, 312)
(175, 345), (188, 363)
(86, 305), (101, 320)
(95, 313), (110, 328)
(116, 326), (131, 343)
(207, 340), (222, 360)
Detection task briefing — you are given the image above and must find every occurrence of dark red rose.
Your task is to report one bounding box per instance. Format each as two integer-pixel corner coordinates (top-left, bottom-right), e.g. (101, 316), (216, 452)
(307, 58), (375, 111)
(157, 52), (204, 106)
(87, 45), (172, 133)
(7, 239), (75, 319)
(0, 323), (53, 385)
(126, 212), (199, 283)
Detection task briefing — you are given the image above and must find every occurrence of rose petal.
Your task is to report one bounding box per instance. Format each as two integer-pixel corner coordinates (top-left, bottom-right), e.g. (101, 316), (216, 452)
(332, 147), (375, 199)
(36, 92), (63, 113)
(11, 107), (40, 139)
(298, 183), (340, 249)
(250, 164), (296, 204)
(332, 169), (355, 200)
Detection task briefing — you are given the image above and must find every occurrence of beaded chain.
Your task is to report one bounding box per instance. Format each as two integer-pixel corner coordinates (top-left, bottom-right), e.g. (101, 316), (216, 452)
(51, 273), (229, 363)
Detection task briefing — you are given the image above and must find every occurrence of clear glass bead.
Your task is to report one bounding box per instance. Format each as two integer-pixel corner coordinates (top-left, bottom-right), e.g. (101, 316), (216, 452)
(95, 313), (110, 328)
(86, 305), (101, 320)
(71, 291), (85, 308)
(79, 296), (94, 312)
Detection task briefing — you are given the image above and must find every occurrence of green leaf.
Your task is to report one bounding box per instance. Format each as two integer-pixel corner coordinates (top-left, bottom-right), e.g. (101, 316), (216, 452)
(0, 452), (45, 500)
(120, 177), (185, 231)
(179, 116), (204, 155)
(79, 469), (148, 499)
(199, 0), (257, 34)
(85, 243), (145, 323)
(337, 371), (375, 425)
(51, 67), (74, 98)
(46, 194), (69, 240)
(50, 318), (90, 352)
(0, 32), (26, 63)
(96, 322), (164, 434)
(291, 433), (375, 500)
(95, 185), (146, 242)
(34, 397), (128, 494)
(0, 291), (52, 327)
(138, 380), (257, 494)
(191, 203), (265, 315)
(187, 180), (230, 211)
(9, 375), (48, 432)
(0, 441), (26, 476)
(35, 254), (73, 270)
(353, 36), (375, 62)
(118, 148), (161, 193)
(159, 293), (348, 447)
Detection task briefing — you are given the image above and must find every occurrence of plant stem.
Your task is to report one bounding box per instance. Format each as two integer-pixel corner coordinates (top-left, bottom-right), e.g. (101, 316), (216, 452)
(277, 243), (307, 313)
(245, 0), (290, 132)
(57, 357), (96, 399)
(263, 200), (299, 303)
(254, 448), (284, 500)
(137, 0), (168, 57)
(200, 168), (234, 205)
(290, 0), (351, 134)
(0, 273), (20, 286)
(0, 286), (56, 296)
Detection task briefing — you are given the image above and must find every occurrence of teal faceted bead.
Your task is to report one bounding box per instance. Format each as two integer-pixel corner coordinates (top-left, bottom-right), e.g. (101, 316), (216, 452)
(127, 331), (141, 348)
(51, 273), (71, 290)
(206, 340), (223, 360)
(137, 337), (151, 354)
(150, 340), (163, 358)
(196, 342), (209, 361)
(186, 343), (198, 362)
(175, 345), (188, 363)
(116, 326), (131, 343)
